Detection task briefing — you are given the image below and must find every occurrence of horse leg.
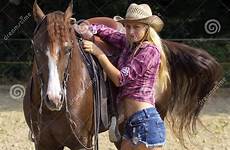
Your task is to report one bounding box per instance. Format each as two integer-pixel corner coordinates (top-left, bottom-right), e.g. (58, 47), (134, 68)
(54, 146), (64, 150)
(34, 129), (64, 150)
(36, 146), (64, 150)
(35, 142), (64, 150)
(35, 138), (64, 150)
(65, 134), (93, 150)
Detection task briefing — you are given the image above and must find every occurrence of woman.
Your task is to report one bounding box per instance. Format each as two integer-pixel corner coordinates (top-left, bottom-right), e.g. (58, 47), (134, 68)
(78, 3), (170, 150)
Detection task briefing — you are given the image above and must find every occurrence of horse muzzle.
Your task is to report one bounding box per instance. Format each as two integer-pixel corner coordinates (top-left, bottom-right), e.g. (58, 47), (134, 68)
(44, 93), (64, 111)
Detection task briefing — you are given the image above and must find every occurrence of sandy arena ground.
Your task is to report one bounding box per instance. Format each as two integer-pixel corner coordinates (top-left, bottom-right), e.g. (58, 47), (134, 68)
(0, 85), (229, 150)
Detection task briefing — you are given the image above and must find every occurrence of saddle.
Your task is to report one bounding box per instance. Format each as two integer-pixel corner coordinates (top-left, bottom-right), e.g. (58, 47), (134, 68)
(76, 17), (123, 134)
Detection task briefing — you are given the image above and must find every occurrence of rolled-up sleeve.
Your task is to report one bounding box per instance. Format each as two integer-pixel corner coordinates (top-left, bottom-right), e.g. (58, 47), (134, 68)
(119, 46), (160, 86)
(90, 24), (126, 50)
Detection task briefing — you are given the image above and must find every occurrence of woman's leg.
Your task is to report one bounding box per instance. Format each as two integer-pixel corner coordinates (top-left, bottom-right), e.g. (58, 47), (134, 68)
(149, 146), (163, 150)
(121, 107), (165, 150)
(120, 139), (163, 150)
(137, 144), (163, 150)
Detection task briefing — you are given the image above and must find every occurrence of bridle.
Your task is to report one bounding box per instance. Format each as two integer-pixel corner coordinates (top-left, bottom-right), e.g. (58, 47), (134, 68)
(30, 15), (98, 150)
(32, 15), (72, 111)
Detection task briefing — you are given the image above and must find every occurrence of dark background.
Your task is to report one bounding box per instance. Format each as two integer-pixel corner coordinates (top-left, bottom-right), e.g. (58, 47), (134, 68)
(0, 0), (229, 86)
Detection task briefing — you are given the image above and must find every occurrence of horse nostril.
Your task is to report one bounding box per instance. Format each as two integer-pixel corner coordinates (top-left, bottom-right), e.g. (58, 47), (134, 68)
(44, 94), (63, 111)
(46, 95), (49, 101)
(45, 95), (56, 107)
(60, 93), (64, 102)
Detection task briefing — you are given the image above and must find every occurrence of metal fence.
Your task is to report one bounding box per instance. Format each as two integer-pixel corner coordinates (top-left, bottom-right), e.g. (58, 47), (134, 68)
(1, 0), (229, 85)
(0, 38), (229, 87)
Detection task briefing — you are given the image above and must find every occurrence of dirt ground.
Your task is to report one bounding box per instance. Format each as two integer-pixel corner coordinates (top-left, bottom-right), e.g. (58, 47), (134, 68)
(0, 85), (229, 150)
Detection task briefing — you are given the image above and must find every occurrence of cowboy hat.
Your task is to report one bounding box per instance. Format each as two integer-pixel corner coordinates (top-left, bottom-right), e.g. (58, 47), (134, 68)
(113, 3), (164, 32)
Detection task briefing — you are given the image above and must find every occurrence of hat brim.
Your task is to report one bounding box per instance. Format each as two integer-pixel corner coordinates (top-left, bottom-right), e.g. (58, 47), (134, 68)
(113, 15), (164, 32)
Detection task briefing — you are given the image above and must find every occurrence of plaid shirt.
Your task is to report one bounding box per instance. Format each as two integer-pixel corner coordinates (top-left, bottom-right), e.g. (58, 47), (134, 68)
(91, 24), (160, 105)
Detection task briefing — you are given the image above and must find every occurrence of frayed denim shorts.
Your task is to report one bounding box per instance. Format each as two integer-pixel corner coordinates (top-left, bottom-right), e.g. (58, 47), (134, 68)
(123, 107), (166, 148)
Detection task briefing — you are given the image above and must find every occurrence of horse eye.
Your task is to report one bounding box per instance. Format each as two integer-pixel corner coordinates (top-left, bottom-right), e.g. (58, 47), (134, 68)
(34, 48), (42, 56)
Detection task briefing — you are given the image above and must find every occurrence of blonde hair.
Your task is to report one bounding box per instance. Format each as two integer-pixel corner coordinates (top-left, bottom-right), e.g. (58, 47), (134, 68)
(146, 26), (170, 92)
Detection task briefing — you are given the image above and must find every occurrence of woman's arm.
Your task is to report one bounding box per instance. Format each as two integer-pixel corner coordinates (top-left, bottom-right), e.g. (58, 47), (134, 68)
(74, 23), (127, 50)
(83, 40), (160, 87)
(83, 40), (121, 86)
(90, 24), (127, 50)
(97, 53), (121, 87)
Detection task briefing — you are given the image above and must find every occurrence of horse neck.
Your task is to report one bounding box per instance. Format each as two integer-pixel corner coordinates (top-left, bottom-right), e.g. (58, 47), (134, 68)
(70, 32), (84, 72)
(67, 32), (92, 98)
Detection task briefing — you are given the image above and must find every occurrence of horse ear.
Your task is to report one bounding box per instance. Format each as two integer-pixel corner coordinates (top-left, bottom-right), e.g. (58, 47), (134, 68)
(64, 0), (73, 20)
(33, 0), (45, 23)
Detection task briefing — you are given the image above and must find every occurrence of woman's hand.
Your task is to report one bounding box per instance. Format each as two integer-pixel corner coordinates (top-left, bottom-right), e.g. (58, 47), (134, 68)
(83, 41), (121, 87)
(73, 22), (93, 40)
(83, 40), (104, 57)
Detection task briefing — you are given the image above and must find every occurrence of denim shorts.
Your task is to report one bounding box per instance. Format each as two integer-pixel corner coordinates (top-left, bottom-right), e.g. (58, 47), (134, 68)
(123, 107), (166, 148)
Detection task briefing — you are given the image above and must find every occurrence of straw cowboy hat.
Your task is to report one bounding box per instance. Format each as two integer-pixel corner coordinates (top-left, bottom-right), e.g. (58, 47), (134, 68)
(114, 3), (164, 32)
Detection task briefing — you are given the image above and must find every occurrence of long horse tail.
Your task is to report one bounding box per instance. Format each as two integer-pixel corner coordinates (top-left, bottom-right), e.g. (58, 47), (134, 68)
(162, 40), (223, 145)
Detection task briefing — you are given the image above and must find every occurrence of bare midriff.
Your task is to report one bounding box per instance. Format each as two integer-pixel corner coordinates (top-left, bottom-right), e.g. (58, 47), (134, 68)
(121, 97), (154, 119)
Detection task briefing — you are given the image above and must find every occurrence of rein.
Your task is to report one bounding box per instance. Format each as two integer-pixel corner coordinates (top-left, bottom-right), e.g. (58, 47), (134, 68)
(30, 16), (99, 150)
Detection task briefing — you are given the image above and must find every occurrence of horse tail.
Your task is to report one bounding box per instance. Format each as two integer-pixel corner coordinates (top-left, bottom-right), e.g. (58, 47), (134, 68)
(162, 40), (223, 145)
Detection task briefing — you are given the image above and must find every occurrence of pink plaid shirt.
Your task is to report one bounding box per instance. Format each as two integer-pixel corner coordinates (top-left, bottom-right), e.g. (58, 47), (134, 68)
(91, 24), (160, 105)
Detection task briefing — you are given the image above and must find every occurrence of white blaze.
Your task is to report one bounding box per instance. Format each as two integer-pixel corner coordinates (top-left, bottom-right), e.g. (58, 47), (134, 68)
(46, 50), (61, 101)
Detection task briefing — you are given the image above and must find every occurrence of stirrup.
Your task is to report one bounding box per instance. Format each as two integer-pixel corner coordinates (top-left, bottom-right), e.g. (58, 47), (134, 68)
(109, 116), (121, 142)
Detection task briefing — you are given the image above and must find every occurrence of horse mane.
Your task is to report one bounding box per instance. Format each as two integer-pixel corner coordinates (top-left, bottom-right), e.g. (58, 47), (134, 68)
(162, 40), (223, 146)
(46, 11), (74, 57)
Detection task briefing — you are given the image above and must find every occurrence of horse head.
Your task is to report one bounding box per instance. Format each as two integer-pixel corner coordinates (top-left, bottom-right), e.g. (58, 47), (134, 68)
(32, 0), (74, 111)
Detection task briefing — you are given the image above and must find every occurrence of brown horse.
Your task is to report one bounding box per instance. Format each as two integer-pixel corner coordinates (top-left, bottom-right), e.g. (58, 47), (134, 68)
(23, 1), (223, 150)
(23, 1), (99, 150)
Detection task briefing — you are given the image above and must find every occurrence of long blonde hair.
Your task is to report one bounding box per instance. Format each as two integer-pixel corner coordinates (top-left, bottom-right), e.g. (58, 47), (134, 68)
(146, 26), (170, 92)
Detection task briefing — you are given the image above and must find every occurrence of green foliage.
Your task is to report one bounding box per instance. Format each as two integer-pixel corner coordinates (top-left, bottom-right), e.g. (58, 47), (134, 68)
(184, 41), (230, 63)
